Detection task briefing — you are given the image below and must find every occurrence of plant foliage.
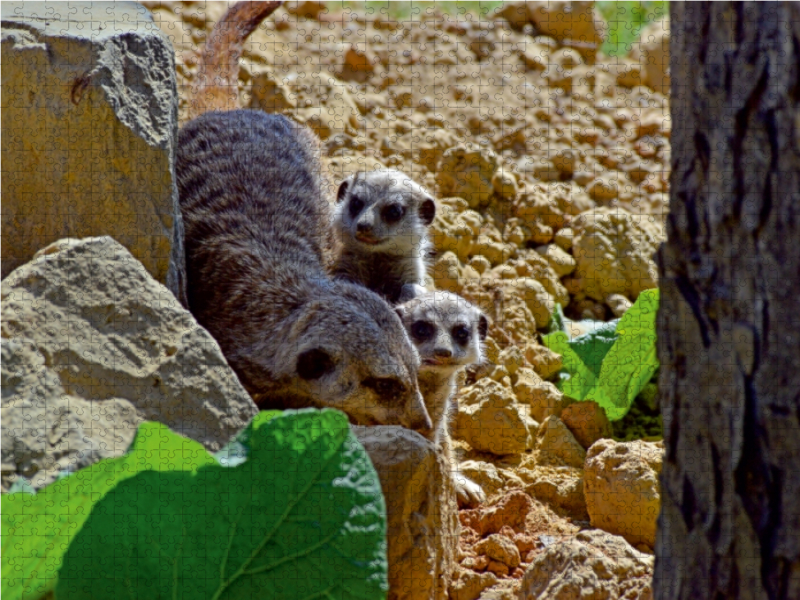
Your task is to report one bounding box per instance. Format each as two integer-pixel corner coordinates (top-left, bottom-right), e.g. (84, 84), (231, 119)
(3, 410), (388, 600)
(542, 288), (660, 421)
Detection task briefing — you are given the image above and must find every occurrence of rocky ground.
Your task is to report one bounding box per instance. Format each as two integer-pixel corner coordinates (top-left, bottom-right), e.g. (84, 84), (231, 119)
(3, 1), (670, 598)
(142, 1), (670, 598)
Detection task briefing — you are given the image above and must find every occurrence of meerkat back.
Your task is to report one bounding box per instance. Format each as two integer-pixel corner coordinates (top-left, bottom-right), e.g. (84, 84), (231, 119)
(176, 110), (432, 435)
(332, 169), (436, 304)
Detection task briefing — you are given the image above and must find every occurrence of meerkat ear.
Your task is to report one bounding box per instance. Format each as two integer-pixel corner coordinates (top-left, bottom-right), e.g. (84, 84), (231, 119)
(419, 197), (436, 226)
(336, 177), (353, 204)
(478, 315), (489, 340)
(296, 348), (336, 380)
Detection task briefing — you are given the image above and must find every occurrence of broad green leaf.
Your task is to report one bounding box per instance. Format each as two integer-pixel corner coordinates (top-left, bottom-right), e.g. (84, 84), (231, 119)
(589, 289), (660, 420)
(542, 289), (660, 421)
(541, 330), (598, 400)
(2, 422), (216, 600)
(564, 320), (620, 378)
(56, 409), (388, 600)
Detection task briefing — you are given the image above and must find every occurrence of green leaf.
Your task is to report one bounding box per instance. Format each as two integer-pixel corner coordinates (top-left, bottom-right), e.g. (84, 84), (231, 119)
(2, 422), (215, 600)
(56, 409), (388, 600)
(589, 289), (660, 420)
(565, 320), (620, 378)
(541, 330), (598, 399)
(542, 289), (660, 421)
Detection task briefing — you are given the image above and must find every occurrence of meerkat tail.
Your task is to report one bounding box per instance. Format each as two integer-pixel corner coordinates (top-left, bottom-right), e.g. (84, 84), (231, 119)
(189, 1), (283, 118)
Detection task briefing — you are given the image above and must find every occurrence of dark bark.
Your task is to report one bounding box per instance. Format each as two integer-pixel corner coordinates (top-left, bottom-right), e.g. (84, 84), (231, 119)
(655, 3), (800, 599)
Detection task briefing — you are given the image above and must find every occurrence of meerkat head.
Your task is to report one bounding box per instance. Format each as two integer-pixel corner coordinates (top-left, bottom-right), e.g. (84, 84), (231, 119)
(334, 169), (436, 254)
(278, 282), (433, 435)
(396, 290), (488, 377)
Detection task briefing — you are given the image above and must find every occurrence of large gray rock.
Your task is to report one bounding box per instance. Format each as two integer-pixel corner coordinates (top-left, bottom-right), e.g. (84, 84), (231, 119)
(1, 237), (258, 491)
(353, 426), (459, 600)
(1, 1), (186, 305)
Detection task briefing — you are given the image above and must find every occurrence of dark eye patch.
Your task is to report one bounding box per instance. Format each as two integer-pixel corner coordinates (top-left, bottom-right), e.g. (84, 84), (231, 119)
(411, 320), (435, 342)
(349, 196), (365, 218)
(382, 204), (405, 224)
(452, 324), (471, 345)
(363, 377), (406, 400)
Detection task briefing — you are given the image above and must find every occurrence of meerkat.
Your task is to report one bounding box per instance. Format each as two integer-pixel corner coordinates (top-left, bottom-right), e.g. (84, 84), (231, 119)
(176, 110), (433, 435)
(331, 169), (436, 304)
(396, 290), (489, 507)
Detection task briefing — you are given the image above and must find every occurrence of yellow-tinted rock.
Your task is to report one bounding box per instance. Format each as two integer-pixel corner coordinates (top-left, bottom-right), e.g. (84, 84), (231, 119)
(584, 439), (663, 549)
(571, 207), (664, 302)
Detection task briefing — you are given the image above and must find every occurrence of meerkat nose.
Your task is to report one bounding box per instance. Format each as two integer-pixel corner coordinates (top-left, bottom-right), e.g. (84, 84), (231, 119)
(356, 221), (372, 233)
(434, 347), (452, 358)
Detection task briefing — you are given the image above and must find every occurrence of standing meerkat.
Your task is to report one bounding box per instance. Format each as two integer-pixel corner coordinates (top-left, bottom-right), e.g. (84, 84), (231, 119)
(177, 110), (433, 434)
(396, 290), (489, 507)
(332, 169), (436, 304)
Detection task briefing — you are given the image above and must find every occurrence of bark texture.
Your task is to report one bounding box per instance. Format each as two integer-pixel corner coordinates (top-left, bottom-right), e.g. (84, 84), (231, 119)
(655, 3), (800, 599)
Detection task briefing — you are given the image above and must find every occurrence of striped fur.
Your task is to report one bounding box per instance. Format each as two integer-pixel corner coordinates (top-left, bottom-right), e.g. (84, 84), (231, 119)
(176, 110), (432, 433)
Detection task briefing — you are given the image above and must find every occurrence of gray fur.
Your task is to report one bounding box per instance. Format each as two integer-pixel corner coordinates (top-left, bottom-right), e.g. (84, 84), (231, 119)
(176, 110), (432, 433)
(396, 290), (488, 506)
(332, 169), (435, 304)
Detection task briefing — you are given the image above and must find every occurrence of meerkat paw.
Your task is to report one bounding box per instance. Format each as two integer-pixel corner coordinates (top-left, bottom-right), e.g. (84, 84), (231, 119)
(454, 474), (486, 508)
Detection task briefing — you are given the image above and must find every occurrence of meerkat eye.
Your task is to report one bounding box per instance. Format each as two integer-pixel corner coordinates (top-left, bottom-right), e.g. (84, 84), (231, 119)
(382, 204), (405, 224)
(349, 197), (364, 217)
(411, 320), (435, 342)
(452, 325), (471, 345)
(364, 377), (406, 399)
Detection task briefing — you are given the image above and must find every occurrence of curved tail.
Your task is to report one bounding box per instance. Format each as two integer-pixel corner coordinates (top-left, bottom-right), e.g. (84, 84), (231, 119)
(189, 1), (283, 118)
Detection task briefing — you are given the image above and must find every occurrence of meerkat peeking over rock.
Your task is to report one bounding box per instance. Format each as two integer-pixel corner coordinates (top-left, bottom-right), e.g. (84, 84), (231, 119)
(176, 110), (432, 435)
(396, 289), (489, 507)
(332, 169), (436, 304)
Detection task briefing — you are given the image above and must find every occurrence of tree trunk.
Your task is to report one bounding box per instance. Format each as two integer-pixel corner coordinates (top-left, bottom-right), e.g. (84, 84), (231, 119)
(655, 3), (800, 599)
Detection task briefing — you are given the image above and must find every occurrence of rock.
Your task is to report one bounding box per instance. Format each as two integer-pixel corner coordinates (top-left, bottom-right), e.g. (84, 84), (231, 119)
(553, 227), (574, 251)
(486, 560), (510, 577)
(1, 1), (186, 305)
(460, 490), (534, 536)
(353, 425), (458, 600)
(492, 167), (519, 200)
(455, 380), (530, 456)
(437, 144), (500, 209)
(636, 19), (670, 96)
(584, 439), (663, 549)
(450, 568), (498, 600)
(571, 207), (664, 303)
(517, 529), (654, 600)
(521, 346), (563, 381)
(515, 252), (570, 309)
(250, 69), (297, 112)
(513, 370), (565, 423)
(1, 237), (258, 491)
(606, 293), (633, 317)
(521, 465), (588, 521)
(296, 80), (360, 139)
(504, 278), (553, 330)
(475, 534), (521, 569)
(534, 244), (576, 278)
(526, 2), (604, 57)
(284, 1), (326, 20)
(497, 346), (525, 376)
(458, 460), (505, 498)
(559, 401), (613, 450)
(532, 417), (586, 469)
